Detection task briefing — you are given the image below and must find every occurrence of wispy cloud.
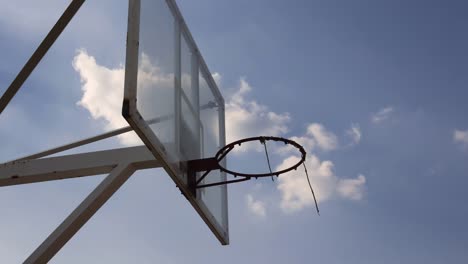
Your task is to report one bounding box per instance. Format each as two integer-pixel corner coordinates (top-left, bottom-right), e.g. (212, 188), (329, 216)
(246, 194), (266, 217)
(454, 129), (468, 148)
(371, 106), (394, 124)
(346, 123), (361, 146)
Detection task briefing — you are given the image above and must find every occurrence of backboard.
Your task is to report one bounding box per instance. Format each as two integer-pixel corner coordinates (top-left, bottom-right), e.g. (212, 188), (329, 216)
(122, 0), (229, 244)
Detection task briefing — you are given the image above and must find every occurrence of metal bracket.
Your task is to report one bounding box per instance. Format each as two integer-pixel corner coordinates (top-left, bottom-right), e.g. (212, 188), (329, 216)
(187, 157), (218, 197)
(186, 157), (251, 196)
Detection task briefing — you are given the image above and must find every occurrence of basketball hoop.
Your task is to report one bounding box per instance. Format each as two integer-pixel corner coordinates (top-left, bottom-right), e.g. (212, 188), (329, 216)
(187, 136), (320, 215)
(215, 136), (306, 178)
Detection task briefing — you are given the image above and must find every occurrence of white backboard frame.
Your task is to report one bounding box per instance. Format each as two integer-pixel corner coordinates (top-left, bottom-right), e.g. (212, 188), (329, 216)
(122, 0), (228, 244)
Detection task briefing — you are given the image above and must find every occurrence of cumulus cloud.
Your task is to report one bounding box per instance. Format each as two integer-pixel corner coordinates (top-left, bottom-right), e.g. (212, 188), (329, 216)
(73, 50), (290, 149)
(346, 123), (361, 145)
(337, 175), (366, 200)
(371, 106), (394, 124)
(225, 78), (290, 144)
(73, 50), (141, 145)
(277, 154), (366, 213)
(274, 124), (365, 213)
(246, 194), (266, 217)
(73, 50), (366, 215)
(306, 123), (338, 151)
(278, 136), (316, 154)
(454, 129), (468, 148)
(277, 123), (338, 155)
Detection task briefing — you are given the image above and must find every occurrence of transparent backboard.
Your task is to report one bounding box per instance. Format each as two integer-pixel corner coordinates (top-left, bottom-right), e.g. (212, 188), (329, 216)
(123, 0), (228, 244)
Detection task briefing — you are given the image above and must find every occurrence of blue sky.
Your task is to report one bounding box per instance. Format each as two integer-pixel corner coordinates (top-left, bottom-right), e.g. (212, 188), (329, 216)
(1, 0), (468, 263)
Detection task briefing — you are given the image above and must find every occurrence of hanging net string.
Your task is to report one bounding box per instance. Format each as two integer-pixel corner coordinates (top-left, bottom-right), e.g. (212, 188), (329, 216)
(261, 139), (275, 181)
(303, 162), (320, 215)
(261, 137), (319, 214)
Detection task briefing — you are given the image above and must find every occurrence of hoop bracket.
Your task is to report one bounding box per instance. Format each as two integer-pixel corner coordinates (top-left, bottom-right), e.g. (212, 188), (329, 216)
(187, 158), (213, 197)
(187, 157), (252, 199)
(187, 136), (306, 193)
(186, 136), (319, 215)
(187, 157), (219, 172)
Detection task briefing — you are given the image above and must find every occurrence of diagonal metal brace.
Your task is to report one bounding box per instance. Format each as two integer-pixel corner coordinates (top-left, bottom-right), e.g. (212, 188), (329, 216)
(23, 163), (136, 264)
(0, 0), (86, 115)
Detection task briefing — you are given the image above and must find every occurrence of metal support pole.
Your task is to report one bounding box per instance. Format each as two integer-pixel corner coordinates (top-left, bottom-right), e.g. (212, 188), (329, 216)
(0, 0), (86, 115)
(23, 163), (136, 264)
(12, 126), (134, 162)
(0, 146), (160, 187)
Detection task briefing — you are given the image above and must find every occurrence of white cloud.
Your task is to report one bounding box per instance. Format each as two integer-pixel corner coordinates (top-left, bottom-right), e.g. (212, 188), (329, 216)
(346, 123), (361, 145)
(73, 51), (291, 149)
(454, 129), (468, 147)
(276, 123), (338, 155)
(337, 174), (366, 200)
(277, 154), (366, 213)
(246, 194), (266, 217)
(371, 106), (394, 124)
(276, 135), (316, 155)
(225, 78), (291, 144)
(306, 123), (338, 151)
(73, 50), (141, 146)
(211, 72), (222, 87)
